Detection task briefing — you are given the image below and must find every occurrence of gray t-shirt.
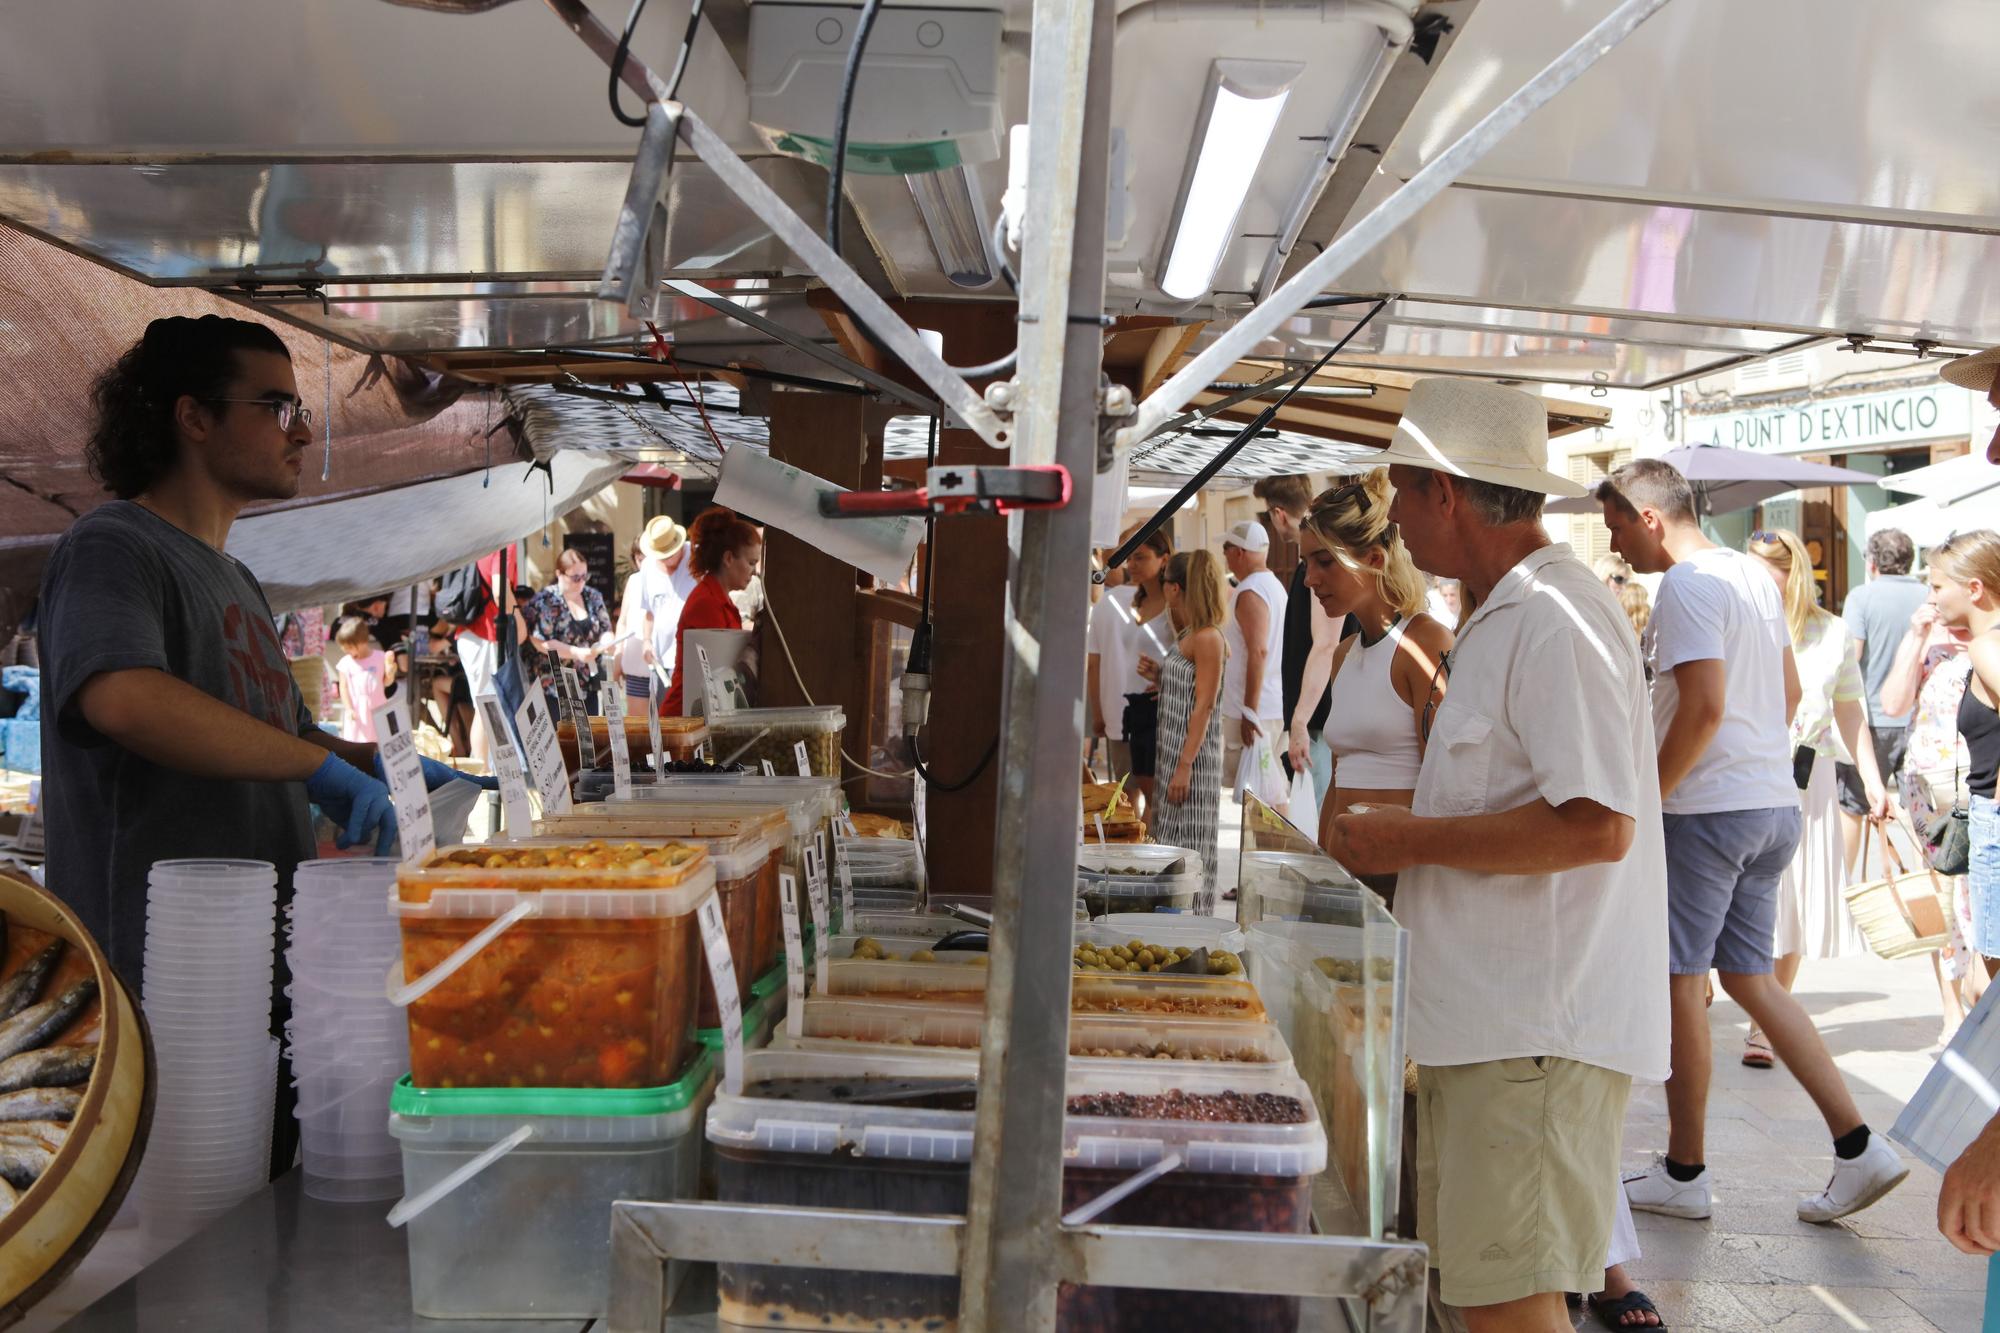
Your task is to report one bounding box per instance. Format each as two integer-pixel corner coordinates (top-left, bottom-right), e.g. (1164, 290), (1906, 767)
(1842, 574), (1929, 728)
(37, 502), (315, 997)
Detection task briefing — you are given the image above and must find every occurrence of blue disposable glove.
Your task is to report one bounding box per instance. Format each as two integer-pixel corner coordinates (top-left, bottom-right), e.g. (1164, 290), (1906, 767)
(307, 753), (397, 855)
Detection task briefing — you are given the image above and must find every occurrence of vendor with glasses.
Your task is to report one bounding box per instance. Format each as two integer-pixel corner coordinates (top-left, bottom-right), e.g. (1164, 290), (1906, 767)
(34, 317), (490, 1167)
(526, 548), (616, 713)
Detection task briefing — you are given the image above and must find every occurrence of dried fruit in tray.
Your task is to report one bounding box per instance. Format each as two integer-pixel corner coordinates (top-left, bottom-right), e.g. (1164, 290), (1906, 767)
(1073, 940), (1241, 976)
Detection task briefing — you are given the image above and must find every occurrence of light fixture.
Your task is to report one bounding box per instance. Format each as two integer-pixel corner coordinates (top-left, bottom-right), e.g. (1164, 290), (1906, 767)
(907, 165), (995, 289)
(1158, 60), (1302, 302)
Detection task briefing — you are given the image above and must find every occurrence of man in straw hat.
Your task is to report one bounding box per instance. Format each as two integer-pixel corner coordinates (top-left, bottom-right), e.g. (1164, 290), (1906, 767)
(1323, 377), (1669, 1332)
(632, 515), (694, 683)
(1941, 344), (2000, 465)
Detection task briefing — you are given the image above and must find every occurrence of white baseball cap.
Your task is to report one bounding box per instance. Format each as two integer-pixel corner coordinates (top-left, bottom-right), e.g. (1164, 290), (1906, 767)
(1221, 521), (1270, 552)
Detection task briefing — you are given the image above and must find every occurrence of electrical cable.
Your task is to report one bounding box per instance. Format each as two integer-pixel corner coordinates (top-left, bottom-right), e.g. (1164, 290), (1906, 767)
(911, 734), (997, 793)
(608, 0), (652, 127)
(825, 0), (886, 256)
(990, 214), (1018, 294)
(758, 590), (916, 783)
(661, 0), (706, 100)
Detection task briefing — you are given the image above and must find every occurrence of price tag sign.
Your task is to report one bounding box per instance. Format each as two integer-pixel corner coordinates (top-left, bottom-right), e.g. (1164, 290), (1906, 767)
(515, 690), (574, 816)
(603, 681), (634, 800)
(696, 890), (744, 1094)
(558, 667), (597, 771)
(477, 693), (534, 837)
(779, 873), (806, 1038)
(794, 740), (812, 778)
(1093, 814), (1106, 844)
(696, 643), (726, 719)
(370, 704), (436, 864)
(647, 667), (665, 778)
(914, 775), (928, 854)
(761, 759), (775, 778)
(834, 832), (857, 927)
(802, 851), (829, 991)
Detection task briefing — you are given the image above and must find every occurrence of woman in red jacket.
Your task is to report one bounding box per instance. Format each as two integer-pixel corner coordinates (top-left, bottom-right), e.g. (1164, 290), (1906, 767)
(663, 509), (763, 715)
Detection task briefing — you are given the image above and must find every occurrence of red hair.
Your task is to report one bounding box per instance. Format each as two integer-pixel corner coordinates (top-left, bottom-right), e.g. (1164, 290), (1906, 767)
(689, 508), (761, 577)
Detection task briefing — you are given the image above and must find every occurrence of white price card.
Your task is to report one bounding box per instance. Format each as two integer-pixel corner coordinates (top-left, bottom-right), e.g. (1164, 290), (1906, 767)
(834, 832), (857, 927)
(647, 667), (665, 778)
(370, 704), (436, 864)
(514, 690), (574, 816)
(794, 740), (812, 778)
(478, 693), (535, 836)
(914, 775), (928, 851)
(695, 643), (726, 719)
(603, 681), (634, 800)
(802, 850), (829, 991)
(761, 759), (775, 778)
(805, 838), (828, 938)
(558, 667), (597, 771)
(779, 873), (806, 1038)
(696, 890), (744, 1095)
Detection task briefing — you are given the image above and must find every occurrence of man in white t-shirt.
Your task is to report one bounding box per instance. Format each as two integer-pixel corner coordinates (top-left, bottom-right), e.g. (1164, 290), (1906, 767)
(1219, 520), (1287, 789)
(1600, 458), (1908, 1226)
(1324, 377), (1669, 1329)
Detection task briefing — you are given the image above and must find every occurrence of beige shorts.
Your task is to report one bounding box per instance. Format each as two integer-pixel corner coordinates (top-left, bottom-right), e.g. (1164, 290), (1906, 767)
(1415, 1057), (1632, 1309)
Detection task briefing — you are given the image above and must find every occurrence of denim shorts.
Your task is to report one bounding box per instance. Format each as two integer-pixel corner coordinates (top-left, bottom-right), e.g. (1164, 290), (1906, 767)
(1662, 806), (1804, 975)
(1969, 795), (2000, 958)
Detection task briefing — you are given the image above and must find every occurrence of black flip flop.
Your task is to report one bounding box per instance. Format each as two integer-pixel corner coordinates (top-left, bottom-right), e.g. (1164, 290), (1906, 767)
(1591, 1290), (1666, 1330)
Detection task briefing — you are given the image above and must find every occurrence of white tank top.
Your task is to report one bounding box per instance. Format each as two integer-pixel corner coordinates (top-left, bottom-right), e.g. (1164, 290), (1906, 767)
(1324, 619), (1424, 789)
(1221, 569), (1288, 722)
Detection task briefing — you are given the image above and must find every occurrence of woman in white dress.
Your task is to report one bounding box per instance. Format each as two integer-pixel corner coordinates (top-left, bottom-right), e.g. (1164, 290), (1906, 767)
(1744, 529), (1883, 1068)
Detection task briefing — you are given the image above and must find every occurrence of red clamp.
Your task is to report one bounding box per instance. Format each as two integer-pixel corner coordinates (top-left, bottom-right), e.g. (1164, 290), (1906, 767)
(819, 465), (1072, 520)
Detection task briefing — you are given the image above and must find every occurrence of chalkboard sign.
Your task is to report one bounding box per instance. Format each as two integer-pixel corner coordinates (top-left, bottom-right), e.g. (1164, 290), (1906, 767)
(563, 532), (617, 611)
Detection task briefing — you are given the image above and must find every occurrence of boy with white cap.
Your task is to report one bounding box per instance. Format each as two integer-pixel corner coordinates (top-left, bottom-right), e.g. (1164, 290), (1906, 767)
(1324, 377), (1669, 1333)
(1218, 518), (1287, 795)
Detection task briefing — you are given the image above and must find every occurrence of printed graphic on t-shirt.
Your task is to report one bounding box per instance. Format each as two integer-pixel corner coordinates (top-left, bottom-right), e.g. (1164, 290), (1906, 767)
(222, 601), (301, 730)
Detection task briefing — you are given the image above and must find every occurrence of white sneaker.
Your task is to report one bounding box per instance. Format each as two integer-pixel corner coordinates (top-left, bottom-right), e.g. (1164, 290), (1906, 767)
(1623, 1155), (1712, 1219)
(1798, 1136), (1909, 1223)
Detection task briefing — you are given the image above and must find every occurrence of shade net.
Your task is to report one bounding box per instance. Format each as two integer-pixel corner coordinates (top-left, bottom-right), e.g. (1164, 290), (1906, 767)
(0, 224), (503, 643)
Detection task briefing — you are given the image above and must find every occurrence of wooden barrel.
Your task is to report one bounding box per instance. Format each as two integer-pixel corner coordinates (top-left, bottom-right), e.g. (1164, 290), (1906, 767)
(0, 871), (154, 1327)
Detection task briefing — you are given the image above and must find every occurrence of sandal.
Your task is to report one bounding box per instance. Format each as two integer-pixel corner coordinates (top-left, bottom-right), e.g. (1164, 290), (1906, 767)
(1591, 1289), (1667, 1329)
(1742, 1035), (1775, 1069)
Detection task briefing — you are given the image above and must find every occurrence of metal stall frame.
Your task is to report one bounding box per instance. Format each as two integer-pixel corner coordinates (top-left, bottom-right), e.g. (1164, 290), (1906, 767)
(542, 0), (1675, 1326)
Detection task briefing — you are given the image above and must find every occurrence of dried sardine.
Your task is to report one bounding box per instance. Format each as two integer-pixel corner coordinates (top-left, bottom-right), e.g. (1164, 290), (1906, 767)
(0, 941), (64, 1021)
(0, 1120), (69, 1152)
(0, 979), (97, 1063)
(0, 1087), (80, 1123)
(0, 1045), (95, 1095)
(0, 1138), (53, 1189)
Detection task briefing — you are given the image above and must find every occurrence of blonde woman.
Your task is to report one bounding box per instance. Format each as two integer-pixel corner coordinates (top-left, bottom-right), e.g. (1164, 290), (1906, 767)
(1927, 530), (2000, 966)
(1295, 472), (1453, 874)
(1743, 530), (1880, 1069)
(1138, 549), (1228, 910)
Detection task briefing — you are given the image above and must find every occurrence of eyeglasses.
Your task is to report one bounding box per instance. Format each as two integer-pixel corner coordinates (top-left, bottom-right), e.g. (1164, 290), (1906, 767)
(207, 396), (313, 432)
(1750, 530), (1781, 544)
(560, 569), (588, 582)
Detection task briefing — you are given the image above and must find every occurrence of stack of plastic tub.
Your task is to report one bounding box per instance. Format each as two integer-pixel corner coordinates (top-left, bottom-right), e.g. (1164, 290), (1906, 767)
(1076, 844), (1205, 918)
(285, 857), (409, 1201)
(137, 858), (282, 1244)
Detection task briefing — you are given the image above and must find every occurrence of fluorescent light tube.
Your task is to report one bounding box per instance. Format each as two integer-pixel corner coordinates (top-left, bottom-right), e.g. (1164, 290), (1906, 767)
(1159, 61), (1300, 302)
(908, 165), (995, 289)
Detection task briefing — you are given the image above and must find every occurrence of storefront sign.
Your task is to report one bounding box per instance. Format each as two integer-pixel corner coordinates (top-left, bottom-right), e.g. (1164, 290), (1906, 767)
(1689, 382), (1972, 454)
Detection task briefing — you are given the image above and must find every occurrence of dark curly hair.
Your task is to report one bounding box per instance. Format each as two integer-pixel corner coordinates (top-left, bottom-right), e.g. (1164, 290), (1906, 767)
(688, 507), (762, 577)
(88, 315), (291, 499)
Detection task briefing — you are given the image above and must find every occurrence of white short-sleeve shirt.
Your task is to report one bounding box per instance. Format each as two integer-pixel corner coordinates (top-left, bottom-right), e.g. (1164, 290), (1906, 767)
(1649, 546), (1799, 815)
(1088, 587), (1139, 739)
(1395, 543), (1670, 1082)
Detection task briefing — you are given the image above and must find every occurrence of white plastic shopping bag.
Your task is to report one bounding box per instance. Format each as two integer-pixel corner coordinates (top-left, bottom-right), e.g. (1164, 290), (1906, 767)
(1235, 730), (1290, 808)
(1286, 767), (1320, 834)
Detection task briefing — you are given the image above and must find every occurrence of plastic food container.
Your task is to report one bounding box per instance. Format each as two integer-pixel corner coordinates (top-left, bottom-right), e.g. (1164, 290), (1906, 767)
(794, 997), (1288, 1067)
(1076, 845), (1204, 918)
(595, 792), (822, 929)
(1235, 851), (1370, 927)
(1057, 1064), (1325, 1332)
(393, 842), (714, 1089)
(388, 1050), (716, 1319)
(1086, 914), (1248, 955)
(557, 717), (668, 776)
(704, 705), (846, 778)
(710, 1049), (981, 1331)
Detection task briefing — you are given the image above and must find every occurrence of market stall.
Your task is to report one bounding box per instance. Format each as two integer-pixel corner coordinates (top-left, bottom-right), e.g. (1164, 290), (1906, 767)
(7, 0), (2000, 1324)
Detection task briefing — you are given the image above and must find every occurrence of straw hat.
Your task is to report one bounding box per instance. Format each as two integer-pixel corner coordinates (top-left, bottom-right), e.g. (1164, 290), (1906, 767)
(639, 516), (687, 560)
(1941, 347), (2000, 395)
(1370, 378), (1585, 498)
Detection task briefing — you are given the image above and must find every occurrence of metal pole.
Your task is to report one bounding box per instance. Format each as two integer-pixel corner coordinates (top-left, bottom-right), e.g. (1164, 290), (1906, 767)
(958, 0), (1113, 1324)
(1117, 0), (1674, 448)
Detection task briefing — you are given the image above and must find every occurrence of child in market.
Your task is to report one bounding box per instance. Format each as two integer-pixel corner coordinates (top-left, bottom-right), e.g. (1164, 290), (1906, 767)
(333, 615), (396, 744)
